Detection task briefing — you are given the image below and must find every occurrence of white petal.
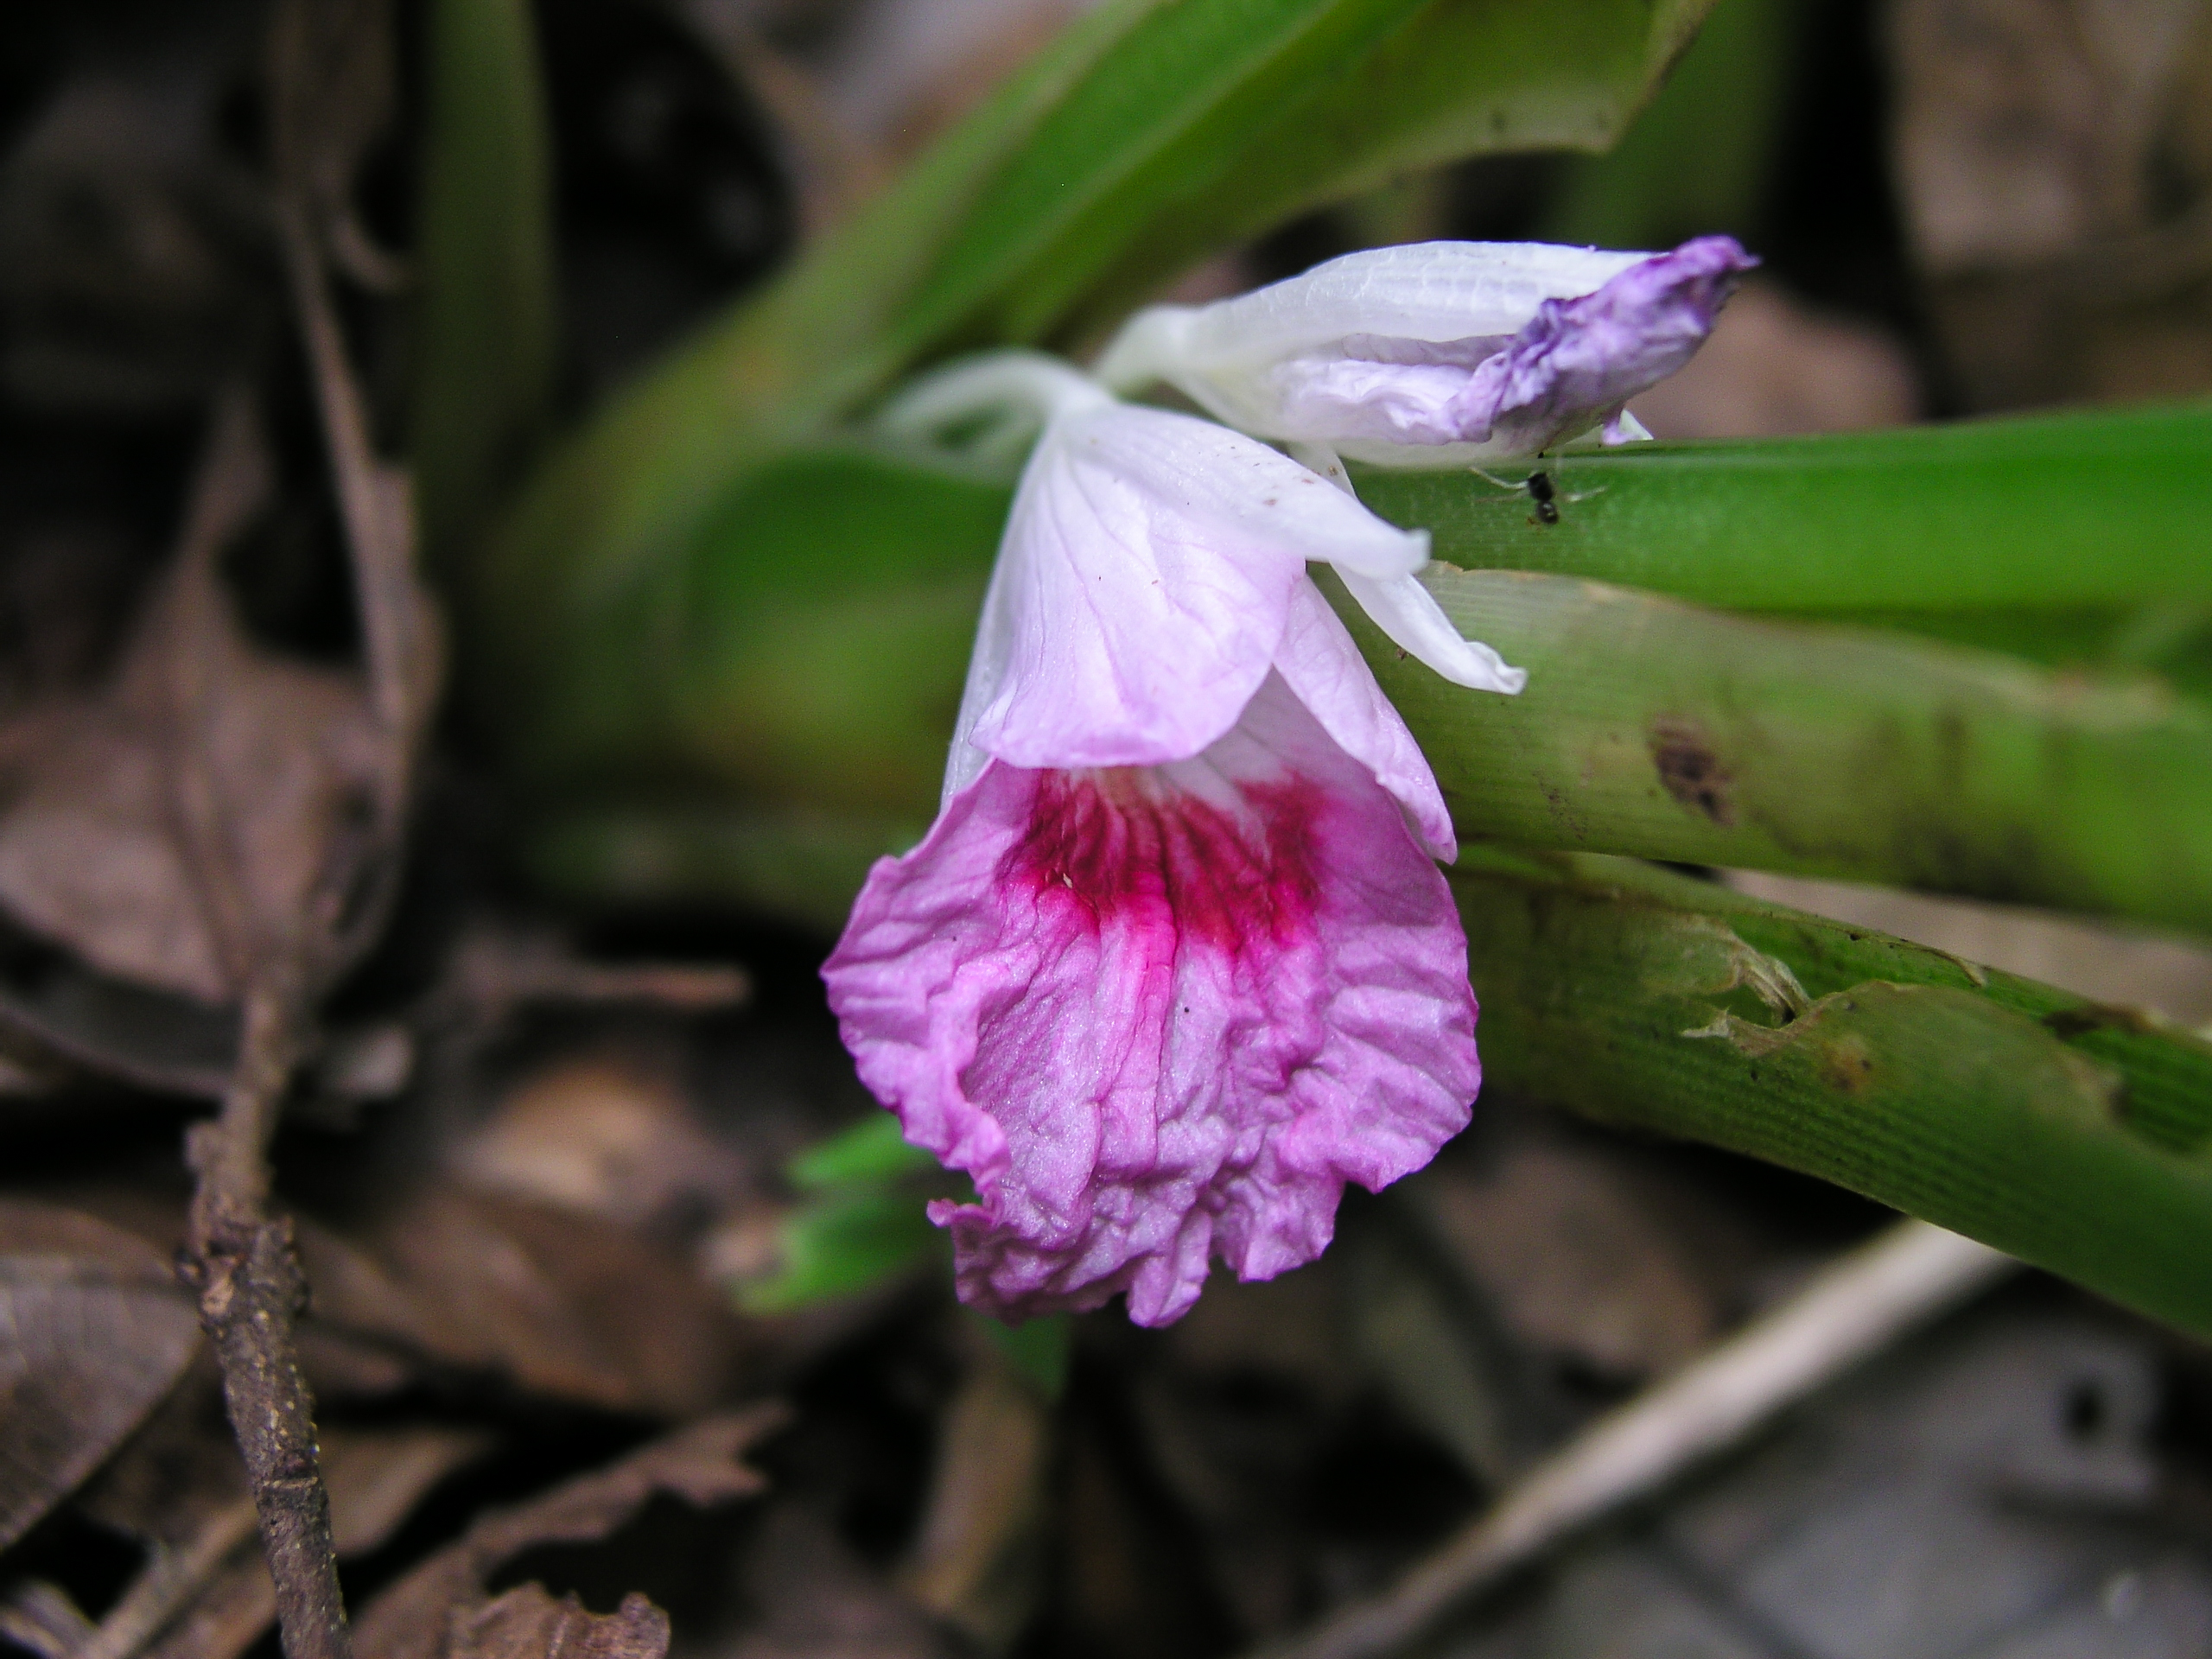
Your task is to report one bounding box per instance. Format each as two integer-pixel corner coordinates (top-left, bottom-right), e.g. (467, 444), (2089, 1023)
(959, 404), (1427, 773)
(1096, 241), (1651, 435)
(1271, 577), (1455, 859)
(1333, 568), (1526, 695)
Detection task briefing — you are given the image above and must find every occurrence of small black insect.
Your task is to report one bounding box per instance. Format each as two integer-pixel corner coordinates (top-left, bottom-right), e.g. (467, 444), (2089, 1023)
(1525, 469), (1560, 525)
(1471, 461), (1599, 526)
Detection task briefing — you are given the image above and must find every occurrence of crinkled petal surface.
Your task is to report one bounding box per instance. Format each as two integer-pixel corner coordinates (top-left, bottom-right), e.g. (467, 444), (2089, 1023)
(952, 404), (1429, 784)
(823, 673), (1478, 1326)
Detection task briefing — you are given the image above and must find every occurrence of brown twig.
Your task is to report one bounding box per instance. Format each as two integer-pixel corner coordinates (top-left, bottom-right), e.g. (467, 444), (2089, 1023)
(162, 2), (440, 1653)
(148, 391), (356, 1659)
(179, 984), (348, 1659)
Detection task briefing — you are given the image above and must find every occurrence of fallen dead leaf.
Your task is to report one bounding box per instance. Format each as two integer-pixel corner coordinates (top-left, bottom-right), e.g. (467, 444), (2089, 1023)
(353, 1408), (785, 1659)
(0, 1200), (202, 1551)
(726, 1502), (956, 1659)
(451, 1057), (748, 1230)
(450, 1586), (668, 1659)
(111, 1425), (497, 1659)
(0, 1580), (97, 1658)
(900, 1346), (1053, 1652)
(0, 904), (237, 1097)
(1626, 280), (1921, 438)
(0, 395), (385, 1007)
(1887, 0), (2212, 405)
(1400, 1141), (1724, 1388)
(266, 0), (403, 289)
(295, 1185), (747, 1416)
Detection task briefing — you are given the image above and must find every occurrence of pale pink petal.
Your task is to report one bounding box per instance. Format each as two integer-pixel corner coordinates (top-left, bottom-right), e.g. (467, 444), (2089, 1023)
(958, 403), (1428, 773)
(1270, 577), (1455, 860)
(822, 673), (1479, 1326)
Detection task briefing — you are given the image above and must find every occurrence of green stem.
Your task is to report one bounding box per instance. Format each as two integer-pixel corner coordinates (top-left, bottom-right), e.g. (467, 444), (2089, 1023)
(1344, 565), (2212, 931)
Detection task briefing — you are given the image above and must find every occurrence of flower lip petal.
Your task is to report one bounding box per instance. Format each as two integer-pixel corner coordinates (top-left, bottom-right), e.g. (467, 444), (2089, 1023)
(958, 402), (1429, 773)
(823, 677), (1480, 1328)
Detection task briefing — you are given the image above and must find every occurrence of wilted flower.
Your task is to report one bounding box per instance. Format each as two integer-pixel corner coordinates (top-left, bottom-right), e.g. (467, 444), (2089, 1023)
(1094, 235), (1756, 465)
(822, 354), (1496, 1325)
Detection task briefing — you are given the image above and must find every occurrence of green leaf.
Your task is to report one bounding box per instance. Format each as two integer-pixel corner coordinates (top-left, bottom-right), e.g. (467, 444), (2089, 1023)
(976, 1312), (1075, 1399)
(1062, 0), (1716, 339)
(525, 804), (926, 934)
(884, 0), (1438, 350)
(478, 0), (1719, 729)
(499, 438), (2212, 931)
(787, 1111), (937, 1192)
(731, 1114), (957, 1313)
(1540, 0), (1800, 248)
(410, 0), (558, 575)
(475, 0), (1160, 632)
(1452, 849), (2212, 1338)
(1353, 399), (2212, 613)
(1344, 563), (2212, 931)
(739, 1189), (945, 1313)
(501, 446), (1007, 808)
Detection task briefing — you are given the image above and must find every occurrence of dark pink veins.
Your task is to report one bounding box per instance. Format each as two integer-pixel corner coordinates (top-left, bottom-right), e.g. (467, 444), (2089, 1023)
(1002, 767), (1323, 955)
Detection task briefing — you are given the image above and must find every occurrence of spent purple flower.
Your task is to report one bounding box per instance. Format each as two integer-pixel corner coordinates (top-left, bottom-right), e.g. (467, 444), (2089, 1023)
(1095, 236), (1757, 464)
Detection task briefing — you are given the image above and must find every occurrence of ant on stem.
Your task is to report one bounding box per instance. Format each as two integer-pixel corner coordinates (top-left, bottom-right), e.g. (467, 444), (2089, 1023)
(1468, 457), (1602, 526)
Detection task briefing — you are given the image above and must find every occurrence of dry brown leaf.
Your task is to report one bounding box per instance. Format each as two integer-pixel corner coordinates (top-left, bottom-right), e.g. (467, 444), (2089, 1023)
(68, 1383), (491, 1659)
(451, 1058), (748, 1230)
(727, 1503), (957, 1659)
(353, 1408), (785, 1659)
(900, 1351), (1053, 1652)
(0, 396), (385, 1007)
(1402, 1142), (1723, 1387)
(452, 1588), (669, 1659)
(107, 1426), (497, 1659)
(0, 72), (276, 413)
(295, 1186), (746, 1416)
(266, 0), (399, 270)
(0, 1201), (202, 1551)
(0, 909), (238, 1098)
(820, 0), (1086, 156)
(1625, 281), (1921, 438)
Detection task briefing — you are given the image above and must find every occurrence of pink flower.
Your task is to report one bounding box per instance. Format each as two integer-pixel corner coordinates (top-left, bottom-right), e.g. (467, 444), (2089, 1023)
(822, 358), (1497, 1325)
(1095, 236), (1757, 464)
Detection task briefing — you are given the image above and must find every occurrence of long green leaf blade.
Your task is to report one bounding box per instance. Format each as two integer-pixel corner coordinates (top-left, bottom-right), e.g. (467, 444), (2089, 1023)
(1453, 849), (2212, 1338)
(480, 0), (1721, 692)
(1355, 399), (2212, 612)
(1064, 0), (1713, 335)
(410, 0), (559, 574)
